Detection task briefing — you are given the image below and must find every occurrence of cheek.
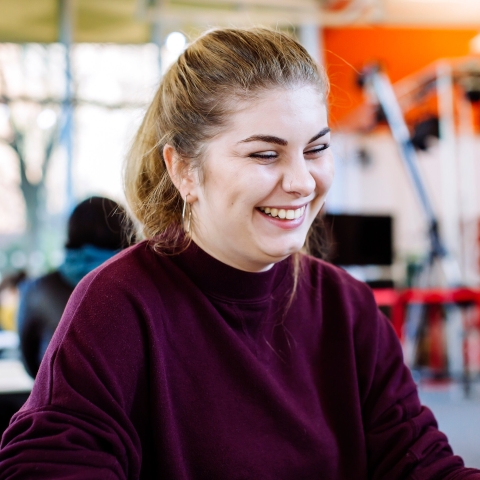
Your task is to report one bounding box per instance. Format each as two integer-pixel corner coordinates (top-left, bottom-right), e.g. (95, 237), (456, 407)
(314, 157), (335, 191)
(202, 172), (252, 214)
(323, 169), (335, 191)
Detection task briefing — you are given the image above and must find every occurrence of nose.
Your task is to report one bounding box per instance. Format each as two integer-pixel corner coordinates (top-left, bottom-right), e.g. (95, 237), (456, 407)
(281, 155), (316, 197)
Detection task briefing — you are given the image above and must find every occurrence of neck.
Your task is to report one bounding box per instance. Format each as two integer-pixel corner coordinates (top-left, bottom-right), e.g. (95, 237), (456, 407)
(190, 232), (276, 273)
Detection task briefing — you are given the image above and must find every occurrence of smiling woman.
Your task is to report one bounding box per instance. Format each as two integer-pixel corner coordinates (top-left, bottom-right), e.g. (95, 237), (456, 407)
(1, 27), (479, 480)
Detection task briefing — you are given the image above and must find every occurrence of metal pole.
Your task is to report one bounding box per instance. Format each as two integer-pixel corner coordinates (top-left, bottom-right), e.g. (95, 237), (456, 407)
(149, 0), (164, 75)
(437, 62), (460, 270)
(362, 67), (462, 286)
(298, 24), (324, 67)
(369, 71), (438, 227)
(151, 23), (164, 76)
(59, 0), (75, 213)
(457, 89), (478, 285)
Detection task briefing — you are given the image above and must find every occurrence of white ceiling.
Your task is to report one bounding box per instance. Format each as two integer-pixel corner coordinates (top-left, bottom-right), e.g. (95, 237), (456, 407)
(0, 0), (479, 44)
(378, 0), (480, 26)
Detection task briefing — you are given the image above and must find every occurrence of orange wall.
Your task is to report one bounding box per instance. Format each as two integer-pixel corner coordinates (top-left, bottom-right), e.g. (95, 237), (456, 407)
(323, 27), (479, 126)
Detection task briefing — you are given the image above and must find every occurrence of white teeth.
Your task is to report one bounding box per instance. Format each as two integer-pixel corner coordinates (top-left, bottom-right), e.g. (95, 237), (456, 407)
(259, 205), (306, 220)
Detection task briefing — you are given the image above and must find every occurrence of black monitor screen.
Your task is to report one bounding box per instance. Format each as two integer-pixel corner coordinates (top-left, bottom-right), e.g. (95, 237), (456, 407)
(320, 213), (393, 266)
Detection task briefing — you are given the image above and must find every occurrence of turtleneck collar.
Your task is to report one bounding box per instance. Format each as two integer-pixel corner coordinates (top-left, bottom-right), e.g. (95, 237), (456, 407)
(170, 241), (291, 303)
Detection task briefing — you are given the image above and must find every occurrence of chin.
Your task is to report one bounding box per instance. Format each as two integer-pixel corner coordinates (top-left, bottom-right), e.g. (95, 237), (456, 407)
(263, 241), (304, 261)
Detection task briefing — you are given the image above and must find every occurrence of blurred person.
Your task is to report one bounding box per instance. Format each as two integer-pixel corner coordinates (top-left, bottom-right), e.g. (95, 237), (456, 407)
(17, 196), (133, 378)
(1, 27), (480, 480)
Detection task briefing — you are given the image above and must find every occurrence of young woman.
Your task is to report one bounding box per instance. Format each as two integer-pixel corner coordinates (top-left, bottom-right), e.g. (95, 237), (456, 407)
(0, 27), (479, 480)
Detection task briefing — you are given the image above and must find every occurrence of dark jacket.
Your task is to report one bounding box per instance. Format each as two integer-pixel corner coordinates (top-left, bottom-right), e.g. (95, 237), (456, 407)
(17, 271), (73, 378)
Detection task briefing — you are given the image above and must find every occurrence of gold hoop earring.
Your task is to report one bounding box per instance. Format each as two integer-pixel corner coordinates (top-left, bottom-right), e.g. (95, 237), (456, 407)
(182, 194), (192, 234)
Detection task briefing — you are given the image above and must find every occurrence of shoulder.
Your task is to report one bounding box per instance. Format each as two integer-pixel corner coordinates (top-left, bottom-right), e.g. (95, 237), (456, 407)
(295, 253), (383, 346)
(61, 241), (180, 324)
(44, 243), (165, 372)
(299, 253), (376, 311)
(81, 240), (157, 281)
(74, 241), (165, 296)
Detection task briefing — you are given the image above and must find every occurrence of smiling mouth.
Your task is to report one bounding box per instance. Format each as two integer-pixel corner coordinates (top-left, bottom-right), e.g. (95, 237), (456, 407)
(258, 205), (306, 220)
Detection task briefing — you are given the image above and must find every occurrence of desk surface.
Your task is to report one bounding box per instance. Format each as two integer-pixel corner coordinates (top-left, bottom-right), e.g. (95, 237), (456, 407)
(373, 288), (480, 306)
(0, 359), (34, 394)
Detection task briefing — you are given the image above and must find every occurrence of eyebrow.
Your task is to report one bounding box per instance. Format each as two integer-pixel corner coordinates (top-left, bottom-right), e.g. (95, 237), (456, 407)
(308, 127), (331, 143)
(238, 127), (331, 146)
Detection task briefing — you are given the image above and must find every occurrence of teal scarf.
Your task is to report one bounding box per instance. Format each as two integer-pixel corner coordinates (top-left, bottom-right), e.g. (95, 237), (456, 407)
(58, 244), (119, 287)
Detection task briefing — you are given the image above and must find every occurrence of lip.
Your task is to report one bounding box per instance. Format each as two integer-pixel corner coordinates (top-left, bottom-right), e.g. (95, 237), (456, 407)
(256, 204), (308, 230)
(257, 202), (309, 210)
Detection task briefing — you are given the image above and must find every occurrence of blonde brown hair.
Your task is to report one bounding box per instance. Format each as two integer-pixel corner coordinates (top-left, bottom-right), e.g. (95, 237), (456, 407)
(124, 26), (329, 256)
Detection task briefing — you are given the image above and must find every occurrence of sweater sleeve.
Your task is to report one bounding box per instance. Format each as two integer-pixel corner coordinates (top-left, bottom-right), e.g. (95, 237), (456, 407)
(356, 293), (480, 479)
(0, 270), (148, 480)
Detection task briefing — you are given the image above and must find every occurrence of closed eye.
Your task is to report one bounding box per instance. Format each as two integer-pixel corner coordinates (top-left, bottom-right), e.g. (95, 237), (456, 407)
(249, 151), (278, 160)
(249, 143), (330, 161)
(305, 144), (330, 156)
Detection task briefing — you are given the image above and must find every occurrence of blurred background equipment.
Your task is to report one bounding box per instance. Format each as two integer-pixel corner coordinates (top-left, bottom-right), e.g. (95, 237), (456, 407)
(357, 64), (460, 287)
(322, 213), (393, 267)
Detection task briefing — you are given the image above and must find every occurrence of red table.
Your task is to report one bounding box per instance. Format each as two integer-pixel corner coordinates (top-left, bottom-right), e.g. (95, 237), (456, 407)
(373, 287), (480, 394)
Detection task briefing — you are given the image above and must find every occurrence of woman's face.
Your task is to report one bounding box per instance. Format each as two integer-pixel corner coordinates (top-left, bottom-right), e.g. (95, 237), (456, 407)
(187, 85), (334, 272)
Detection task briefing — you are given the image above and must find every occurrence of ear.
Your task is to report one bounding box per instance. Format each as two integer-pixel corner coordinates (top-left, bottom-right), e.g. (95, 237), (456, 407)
(163, 144), (198, 202)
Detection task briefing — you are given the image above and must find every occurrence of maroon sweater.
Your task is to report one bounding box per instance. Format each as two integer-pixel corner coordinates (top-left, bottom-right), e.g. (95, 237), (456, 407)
(1, 241), (479, 479)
